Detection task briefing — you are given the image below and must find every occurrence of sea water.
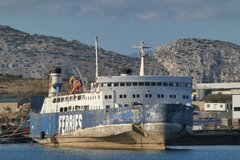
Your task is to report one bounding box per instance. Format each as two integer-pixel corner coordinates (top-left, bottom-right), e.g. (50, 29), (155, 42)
(0, 144), (240, 160)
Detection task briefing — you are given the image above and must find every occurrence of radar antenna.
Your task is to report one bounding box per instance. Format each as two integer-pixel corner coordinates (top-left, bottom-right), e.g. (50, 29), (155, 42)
(132, 41), (151, 76)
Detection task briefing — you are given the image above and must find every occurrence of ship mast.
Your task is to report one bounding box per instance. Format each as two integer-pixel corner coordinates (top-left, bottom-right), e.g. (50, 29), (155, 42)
(95, 36), (99, 82)
(132, 41), (151, 76)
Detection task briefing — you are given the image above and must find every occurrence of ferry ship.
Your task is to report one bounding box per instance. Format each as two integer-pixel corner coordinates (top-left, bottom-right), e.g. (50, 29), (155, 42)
(30, 38), (193, 150)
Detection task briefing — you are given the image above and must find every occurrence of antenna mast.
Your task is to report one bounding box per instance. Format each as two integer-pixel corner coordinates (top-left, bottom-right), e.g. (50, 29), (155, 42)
(95, 36), (99, 82)
(132, 41), (151, 76)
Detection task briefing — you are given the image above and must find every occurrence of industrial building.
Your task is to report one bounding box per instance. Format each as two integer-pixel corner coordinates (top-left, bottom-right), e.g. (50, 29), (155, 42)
(194, 82), (240, 129)
(0, 98), (27, 113)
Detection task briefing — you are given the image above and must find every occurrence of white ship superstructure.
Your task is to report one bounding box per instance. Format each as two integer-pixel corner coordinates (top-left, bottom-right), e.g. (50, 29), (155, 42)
(41, 75), (191, 113)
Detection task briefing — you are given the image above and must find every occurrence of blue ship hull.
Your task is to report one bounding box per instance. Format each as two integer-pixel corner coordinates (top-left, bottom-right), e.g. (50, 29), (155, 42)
(30, 103), (193, 149)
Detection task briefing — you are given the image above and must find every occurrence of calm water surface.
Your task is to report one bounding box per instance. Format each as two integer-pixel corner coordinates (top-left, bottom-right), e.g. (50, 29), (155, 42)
(0, 144), (240, 160)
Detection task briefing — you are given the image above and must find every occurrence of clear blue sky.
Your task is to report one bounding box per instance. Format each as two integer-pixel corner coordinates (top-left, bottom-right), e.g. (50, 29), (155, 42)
(0, 0), (240, 55)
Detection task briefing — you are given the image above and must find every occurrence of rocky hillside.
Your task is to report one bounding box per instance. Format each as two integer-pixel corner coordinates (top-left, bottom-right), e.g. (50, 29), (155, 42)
(1, 25), (240, 86)
(154, 38), (240, 84)
(0, 25), (165, 81)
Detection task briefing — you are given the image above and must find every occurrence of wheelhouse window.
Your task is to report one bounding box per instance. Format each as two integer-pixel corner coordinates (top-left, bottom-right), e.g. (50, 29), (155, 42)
(114, 83), (119, 87)
(145, 82), (150, 86)
(163, 82), (168, 86)
(139, 82), (144, 86)
(133, 82), (138, 86)
(120, 83), (125, 86)
(151, 82), (156, 86)
(234, 107), (240, 111)
(126, 82), (131, 86)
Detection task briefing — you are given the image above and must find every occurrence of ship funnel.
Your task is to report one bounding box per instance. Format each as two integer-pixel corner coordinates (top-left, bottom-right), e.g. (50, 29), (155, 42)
(48, 67), (63, 97)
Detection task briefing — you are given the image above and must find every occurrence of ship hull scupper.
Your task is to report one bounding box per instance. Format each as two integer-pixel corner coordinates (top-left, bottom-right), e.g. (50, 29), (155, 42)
(30, 103), (193, 150)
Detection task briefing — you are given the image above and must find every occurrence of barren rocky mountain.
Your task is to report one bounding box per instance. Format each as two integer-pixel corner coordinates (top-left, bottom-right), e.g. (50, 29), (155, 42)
(1, 25), (240, 87)
(154, 38), (240, 85)
(0, 25), (165, 81)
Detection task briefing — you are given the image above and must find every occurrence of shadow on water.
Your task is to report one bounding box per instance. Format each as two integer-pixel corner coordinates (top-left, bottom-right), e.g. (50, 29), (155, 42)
(165, 146), (192, 152)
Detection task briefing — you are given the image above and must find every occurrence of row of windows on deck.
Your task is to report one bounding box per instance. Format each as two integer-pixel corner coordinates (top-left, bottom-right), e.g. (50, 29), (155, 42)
(53, 95), (100, 103)
(59, 105), (101, 112)
(104, 94), (190, 99)
(99, 82), (191, 88)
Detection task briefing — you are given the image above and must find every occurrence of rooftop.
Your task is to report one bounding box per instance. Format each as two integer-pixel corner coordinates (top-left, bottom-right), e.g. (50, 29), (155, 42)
(0, 98), (25, 103)
(200, 94), (232, 103)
